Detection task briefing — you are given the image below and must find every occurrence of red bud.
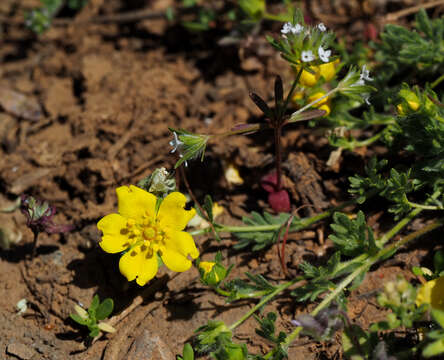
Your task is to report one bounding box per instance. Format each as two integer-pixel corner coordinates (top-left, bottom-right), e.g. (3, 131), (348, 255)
(268, 189), (290, 213)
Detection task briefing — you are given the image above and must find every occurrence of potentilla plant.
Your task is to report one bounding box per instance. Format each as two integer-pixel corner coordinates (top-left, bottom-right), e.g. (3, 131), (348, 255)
(97, 184), (199, 286)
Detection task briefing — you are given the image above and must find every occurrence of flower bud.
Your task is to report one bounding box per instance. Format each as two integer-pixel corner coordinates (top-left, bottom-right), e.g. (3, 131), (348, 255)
(137, 167), (176, 198)
(97, 322), (116, 333)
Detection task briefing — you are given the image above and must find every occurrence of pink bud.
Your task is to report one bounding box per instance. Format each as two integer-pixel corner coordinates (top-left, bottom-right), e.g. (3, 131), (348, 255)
(268, 189), (290, 213)
(261, 172), (278, 193)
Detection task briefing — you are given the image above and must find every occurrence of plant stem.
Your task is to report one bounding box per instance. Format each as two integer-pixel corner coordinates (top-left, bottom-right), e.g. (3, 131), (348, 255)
(31, 230), (39, 259)
(431, 73), (444, 89)
(343, 131), (384, 150)
(288, 87), (339, 123)
(407, 201), (443, 211)
(189, 192), (375, 237)
(228, 277), (303, 331)
(274, 125), (283, 190)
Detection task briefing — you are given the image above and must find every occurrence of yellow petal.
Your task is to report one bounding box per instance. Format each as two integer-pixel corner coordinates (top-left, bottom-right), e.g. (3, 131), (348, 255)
(318, 104), (331, 116)
(308, 92), (328, 106)
(116, 185), (156, 221)
(97, 214), (131, 253)
(119, 245), (158, 286)
(431, 277), (444, 310)
(318, 59), (339, 82)
(164, 229), (199, 259)
(157, 192), (196, 230)
(161, 247), (192, 272)
(199, 261), (215, 274)
(119, 246), (144, 282)
(299, 67), (318, 87)
(135, 255), (158, 286)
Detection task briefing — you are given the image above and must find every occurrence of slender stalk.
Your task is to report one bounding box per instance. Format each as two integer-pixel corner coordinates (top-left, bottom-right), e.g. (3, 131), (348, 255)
(274, 125), (283, 190)
(289, 87), (339, 123)
(228, 277), (303, 331)
(431, 73), (444, 89)
(189, 192), (374, 237)
(343, 131), (384, 150)
(31, 231), (39, 259)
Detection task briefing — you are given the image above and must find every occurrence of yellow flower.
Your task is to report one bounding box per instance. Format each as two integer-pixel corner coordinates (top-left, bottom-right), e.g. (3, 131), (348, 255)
(308, 91), (331, 116)
(199, 261), (220, 283)
(416, 276), (444, 311)
(97, 185), (199, 286)
(397, 101), (420, 115)
(296, 59), (340, 87)
(199, 261), (216, 275)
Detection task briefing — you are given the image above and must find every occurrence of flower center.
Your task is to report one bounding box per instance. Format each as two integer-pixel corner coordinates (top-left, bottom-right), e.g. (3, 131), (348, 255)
(126, 211), (166, 257)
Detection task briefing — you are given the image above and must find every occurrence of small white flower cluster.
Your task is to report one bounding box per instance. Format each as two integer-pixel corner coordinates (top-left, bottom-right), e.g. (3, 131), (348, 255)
(355, 65), (373, 86)
(355, 65), (373, 104)
(169, 132), (187, 166)
(281, 21), (332, 63)
(281, 22), (304, 35)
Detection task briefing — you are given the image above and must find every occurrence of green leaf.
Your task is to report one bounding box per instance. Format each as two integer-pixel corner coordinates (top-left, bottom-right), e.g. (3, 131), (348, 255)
(203, 195), (214, 222)
(182, 343), (194, 360)
(233, 212), (299, 251)
(90, 295), (100, 311)
(423, 338), (444, 357)
(89, 326), (100, 338)
(432, 309), (444, 329)
(70, 313), (88, 326)
(96, 298), (114, 321)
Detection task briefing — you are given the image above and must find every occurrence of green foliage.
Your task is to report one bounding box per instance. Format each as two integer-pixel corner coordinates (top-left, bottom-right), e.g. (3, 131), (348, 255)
(25, 0), (87, 34)
(177, 343), (195, 360)
(374, 9), (444, 84)
(233, 212), (300, 251)
(224, 273), (275, 302)
(254, 312), (287, 345)
(341, 324), (380, 360)
(197, 252), (232, 287)
(70, 295), (114, 338)
(194, 320), (242, 357)
(238, 0), (265, 22)
(329, 211), (379, 257)
(370, 277), (425, 331)
(194, 194), (222, 242)
(422, 310), (444, 357)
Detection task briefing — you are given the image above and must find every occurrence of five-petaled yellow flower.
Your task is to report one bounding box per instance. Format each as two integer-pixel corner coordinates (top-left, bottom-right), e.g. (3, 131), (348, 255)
(416, 276), (444, 311)
(97, 185), (199, 286)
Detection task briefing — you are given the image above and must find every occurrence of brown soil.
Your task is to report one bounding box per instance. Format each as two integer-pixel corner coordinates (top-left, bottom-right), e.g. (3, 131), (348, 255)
(0, 1), (440, 359)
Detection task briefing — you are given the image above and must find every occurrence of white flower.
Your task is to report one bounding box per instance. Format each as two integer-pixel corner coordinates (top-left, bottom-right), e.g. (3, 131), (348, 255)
(301, 50), (315, 62)
(292, 23), (304, 34)
(318, 23), (327, 32)
(360, 65), (373, 82)
(281, 22), (293, 34)
(169, 132), (184, 154)
(362, 93), (371, 105)
(318, 46), (331, 63)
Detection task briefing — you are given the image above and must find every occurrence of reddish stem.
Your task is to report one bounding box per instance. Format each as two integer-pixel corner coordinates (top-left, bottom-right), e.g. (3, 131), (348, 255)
(274, 125), (283, 191)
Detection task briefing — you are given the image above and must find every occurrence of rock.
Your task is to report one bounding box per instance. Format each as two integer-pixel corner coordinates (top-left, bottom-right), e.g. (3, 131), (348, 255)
(6, 342), (37, 360)
(126, 330), (174, 360)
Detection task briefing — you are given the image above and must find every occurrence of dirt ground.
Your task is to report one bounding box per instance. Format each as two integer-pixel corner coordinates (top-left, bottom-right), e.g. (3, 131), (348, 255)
(0, 0), (440, 359)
